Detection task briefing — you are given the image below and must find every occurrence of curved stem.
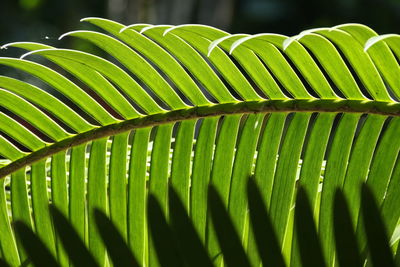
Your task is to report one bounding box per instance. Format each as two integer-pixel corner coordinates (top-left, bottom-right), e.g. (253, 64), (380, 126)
(1, 99), (399, 179)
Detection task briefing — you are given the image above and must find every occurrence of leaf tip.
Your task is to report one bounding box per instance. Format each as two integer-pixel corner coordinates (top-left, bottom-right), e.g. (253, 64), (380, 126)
(139, 26), (151, 34)
(364, 36), (382, 52)
(140, 24), (172, 34)
(364, 34), (396, 52)
(229, 35), (252, 54)
(58, 32), (69, 40)
(19, 48), (52, 60)
(1, 42), (32, 50)
(58, 30), (83, 40)
(163, 26), (175, 36)
(282, 36), (297, 51)
(80, 17), (98, 22)
(163, 24), (184, 36)
(119, 25), (131, 33)
(20, 51), (36, 59)
(0, 44), (10, 50)
(207, 38), (223, 57)
(328, 26), (338, 32)
(208, 34), (237, 57)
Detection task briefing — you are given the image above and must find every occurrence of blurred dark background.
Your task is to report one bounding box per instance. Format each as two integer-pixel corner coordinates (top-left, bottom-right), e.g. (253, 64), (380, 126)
(1, 0), (400, 45)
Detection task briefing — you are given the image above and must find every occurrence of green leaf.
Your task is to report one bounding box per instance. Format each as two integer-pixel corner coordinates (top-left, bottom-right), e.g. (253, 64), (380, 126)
(30, 160), (56, 257)
(50, 205), (99, 267)
(13, 221), (60, 267)
(109, 133), (129, 240)
(0, 58), (116, 125)
(147, 194), (184, 267)
(135, 26), (237, 103)
(11, 169), (32, 263)
(361, 184), (395, 267)
(208, 185), (251, 267)
(334, 190), (362, 267)
(59, 30), (188, 110)
(148, 124), (173, 267)
(319, 113), (360, 265)
(294, 186), (326, 267)
(94, 209), (139, 267)
(0, 179), (19, 266)
(168, 186), (214, 267)
(247, 178), (286, 267)
(127, 128), (151, 266)
(68, 144), (86, 243)
(190, 117), (218, 243)
(0, 20), (399, 267)
(87, 139), (108, 265)
(270, 113), (310, 246)
(82, 18), (211, 106)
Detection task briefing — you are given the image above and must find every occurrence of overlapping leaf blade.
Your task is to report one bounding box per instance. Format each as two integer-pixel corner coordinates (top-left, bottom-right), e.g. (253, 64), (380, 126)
(0, 19), (399, 267)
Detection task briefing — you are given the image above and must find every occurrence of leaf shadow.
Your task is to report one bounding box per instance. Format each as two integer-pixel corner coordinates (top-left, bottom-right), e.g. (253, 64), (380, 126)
(168, 186), (214, 267)
(94, 208), (140, 267)
(361, 183), (395, 267)
(49, 205), (99, 267)
(13, 220), (60, 267)
(294, 186), (326, 267)
(147, 194), (184, 267)
(1, 181), (396, 267)
(333, 189), (363, 267)
(208, 185), (251, 267)
(247, 178), (286, 267)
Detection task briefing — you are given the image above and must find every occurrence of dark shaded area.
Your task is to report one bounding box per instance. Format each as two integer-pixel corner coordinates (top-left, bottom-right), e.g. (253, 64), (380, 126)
(0, 258), (11, 267)
(147, 194), (184, 267)
(361, 184), (396, 267)
(13, 221), (60, 267)
(294, 186), (326, 267)
(168, 187), (214, 267)
(50, 206), (99, 267)
(247, 178), (285, 267)
(94, 209), (140, 266)
(333, 190), (363, 267)
(6, 182), (396, 266)
(208, 185), (251, 267)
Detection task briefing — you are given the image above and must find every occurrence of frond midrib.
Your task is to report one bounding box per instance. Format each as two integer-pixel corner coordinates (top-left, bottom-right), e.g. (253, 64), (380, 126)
(1, 98), (399, 179)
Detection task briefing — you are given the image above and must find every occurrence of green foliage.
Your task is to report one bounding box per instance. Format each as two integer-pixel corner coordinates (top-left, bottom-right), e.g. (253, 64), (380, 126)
(8, 182), (397, 267)
(0, 18), (400, 266)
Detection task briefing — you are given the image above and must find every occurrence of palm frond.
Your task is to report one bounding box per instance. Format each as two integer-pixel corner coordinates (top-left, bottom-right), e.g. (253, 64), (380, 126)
(0, 19), (399, 266)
